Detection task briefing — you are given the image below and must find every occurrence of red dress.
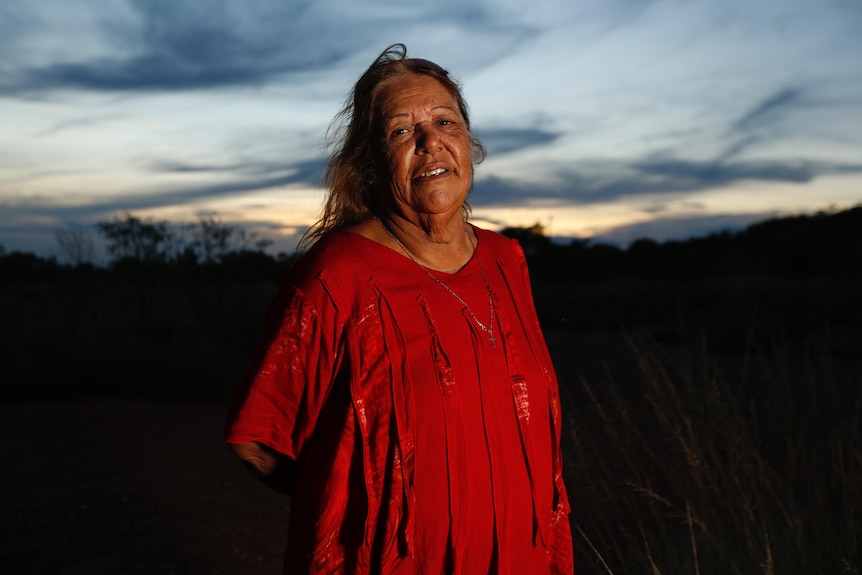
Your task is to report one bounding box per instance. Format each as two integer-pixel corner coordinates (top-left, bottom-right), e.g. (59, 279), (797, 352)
(226, 227), (572, 574)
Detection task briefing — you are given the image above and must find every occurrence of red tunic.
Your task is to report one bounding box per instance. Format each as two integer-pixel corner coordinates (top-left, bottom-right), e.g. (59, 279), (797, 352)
(226, 227), (573, 574)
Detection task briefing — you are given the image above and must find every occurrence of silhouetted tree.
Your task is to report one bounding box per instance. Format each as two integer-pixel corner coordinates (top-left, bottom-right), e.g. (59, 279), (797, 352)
(96, 212), (178, 325)
(97, 212), (172, 267)
(188, 214), (273, 267)
(500, 222), (551, 256)
(55, 224), (96, 267)
(191, 215), (233, 264)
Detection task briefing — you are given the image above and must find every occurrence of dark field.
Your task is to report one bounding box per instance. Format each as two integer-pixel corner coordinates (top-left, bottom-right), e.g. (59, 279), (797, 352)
(0, 330), (625, 575)
(3, 288), (859, 574)
(1, 400), (288, 574)
(3, 208), (861, 573)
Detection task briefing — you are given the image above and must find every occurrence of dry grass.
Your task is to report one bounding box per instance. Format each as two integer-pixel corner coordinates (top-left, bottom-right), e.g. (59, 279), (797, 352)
(561, 327), (861, 574)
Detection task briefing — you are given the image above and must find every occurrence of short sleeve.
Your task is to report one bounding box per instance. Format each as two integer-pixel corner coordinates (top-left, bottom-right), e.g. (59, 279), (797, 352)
(225, 283), (341, 462)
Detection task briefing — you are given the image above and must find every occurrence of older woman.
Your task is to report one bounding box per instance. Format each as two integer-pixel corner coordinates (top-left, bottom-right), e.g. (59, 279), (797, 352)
(226, 44), (573, 574)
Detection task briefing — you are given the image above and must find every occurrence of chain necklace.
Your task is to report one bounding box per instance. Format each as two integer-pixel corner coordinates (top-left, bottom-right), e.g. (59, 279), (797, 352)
(377, 218), (497, 347)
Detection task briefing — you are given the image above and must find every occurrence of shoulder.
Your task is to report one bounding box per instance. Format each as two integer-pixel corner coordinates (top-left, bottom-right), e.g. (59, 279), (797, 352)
(473, 225), (527, 263)
(283, 230), (379, 304)
(290, 230), (369, 279)
(473, 225), (535, 296)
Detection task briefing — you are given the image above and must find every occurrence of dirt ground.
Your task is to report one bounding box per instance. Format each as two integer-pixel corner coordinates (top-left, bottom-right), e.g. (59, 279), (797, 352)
(1, 400), (291, 575)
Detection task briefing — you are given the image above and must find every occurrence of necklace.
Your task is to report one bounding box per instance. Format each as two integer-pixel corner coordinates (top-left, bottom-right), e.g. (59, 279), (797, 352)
(377, 218), (497, 347)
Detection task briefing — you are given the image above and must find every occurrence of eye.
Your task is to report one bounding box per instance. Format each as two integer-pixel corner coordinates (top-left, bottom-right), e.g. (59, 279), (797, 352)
(390, 127), (410, 137)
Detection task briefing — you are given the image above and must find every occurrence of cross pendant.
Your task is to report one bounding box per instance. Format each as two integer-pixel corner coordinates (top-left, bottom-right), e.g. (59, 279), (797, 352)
(489, 334), (497, 348)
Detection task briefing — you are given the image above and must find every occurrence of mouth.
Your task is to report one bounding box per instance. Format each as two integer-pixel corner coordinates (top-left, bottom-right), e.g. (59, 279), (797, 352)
(418, 168), (446, 178)
(414, 165), (449, 180)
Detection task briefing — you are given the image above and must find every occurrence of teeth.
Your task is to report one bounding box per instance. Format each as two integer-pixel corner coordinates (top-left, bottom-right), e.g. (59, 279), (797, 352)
(419, 168), (446, 178)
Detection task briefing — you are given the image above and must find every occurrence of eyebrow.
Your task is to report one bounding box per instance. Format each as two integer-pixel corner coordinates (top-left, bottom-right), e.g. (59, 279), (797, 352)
(383, 105), (459, 122)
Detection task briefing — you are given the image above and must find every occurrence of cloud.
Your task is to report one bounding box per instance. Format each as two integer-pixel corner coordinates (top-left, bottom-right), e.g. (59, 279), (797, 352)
(632, 158), (813, 186)
(732, 88), (804, 133)
(0, 0), (534, 95)
(472, 156), (862, 207)
(590, 212), (779, 245)
(2, 0), (861, 259)
(719, 87), (807, 159)
(35, 113), (129, 137)
(475, 128), (561, 156)
(0, 156), (327, 225)
(6, 2), (348, 93)
(146, 157), (325, 184)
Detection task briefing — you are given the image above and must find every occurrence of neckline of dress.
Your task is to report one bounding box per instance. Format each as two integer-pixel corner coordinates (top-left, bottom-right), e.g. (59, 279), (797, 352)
(342, 225), (481, 278)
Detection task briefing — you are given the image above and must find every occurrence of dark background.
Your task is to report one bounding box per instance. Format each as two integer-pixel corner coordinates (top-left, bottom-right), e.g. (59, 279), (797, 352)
(2, 206), (860, 574)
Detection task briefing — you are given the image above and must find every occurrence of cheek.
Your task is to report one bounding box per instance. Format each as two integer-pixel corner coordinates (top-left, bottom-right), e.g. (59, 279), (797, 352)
(449, 134), (472, 163)
(374, 147), (399, 181)
(385, 149), (413, 181)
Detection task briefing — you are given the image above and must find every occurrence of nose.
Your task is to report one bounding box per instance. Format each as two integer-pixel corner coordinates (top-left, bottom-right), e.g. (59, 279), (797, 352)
(415, 124), (442, 154)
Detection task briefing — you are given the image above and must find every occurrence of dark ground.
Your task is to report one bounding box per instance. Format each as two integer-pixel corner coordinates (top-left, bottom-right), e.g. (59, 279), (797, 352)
(1, 400), (289, 575)
(1, 328), (623, 575)
(3, 324), (856, 574)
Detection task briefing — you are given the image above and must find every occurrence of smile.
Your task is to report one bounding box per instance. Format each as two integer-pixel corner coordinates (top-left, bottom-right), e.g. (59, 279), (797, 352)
(417, 168), (447, 178)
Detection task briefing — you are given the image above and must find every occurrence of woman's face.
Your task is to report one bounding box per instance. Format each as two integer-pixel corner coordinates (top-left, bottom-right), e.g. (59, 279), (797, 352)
(374, 73), (473, 223)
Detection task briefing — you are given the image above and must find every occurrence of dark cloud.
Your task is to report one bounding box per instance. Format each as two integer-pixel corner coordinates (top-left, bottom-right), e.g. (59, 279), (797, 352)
(590, 212), (779, 245)
(146, 157), (325, 183)
(720, 87), (805, 159)
(632, 158), (815, 185)
(472, 157), (862, 207)
(20, 58), (273, 93)
(471, 176), (569, 206)
(732, 88), (803, 133)
(0, 148), (327, 258)
(1, 1), (532, 95)
(475, 128), (561, 156)
(2, 151), (856, 256)
(8, 1), (346, 93)
(0, 157), (326, 227)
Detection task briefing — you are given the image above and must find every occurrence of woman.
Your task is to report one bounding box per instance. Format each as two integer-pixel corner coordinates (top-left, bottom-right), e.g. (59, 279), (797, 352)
(226, 44), (573, 574)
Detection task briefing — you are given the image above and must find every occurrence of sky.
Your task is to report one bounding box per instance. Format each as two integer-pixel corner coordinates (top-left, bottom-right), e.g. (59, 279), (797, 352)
(1, 0), (861, 261)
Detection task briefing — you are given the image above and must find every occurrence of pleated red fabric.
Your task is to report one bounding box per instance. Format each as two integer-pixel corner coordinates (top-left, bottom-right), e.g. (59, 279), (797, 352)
(225, 227), (573, 574)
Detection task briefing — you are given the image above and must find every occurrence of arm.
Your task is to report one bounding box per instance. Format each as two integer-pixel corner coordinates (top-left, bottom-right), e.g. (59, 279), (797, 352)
(229, 441), (299, 494)
(226, 251), (347, 496)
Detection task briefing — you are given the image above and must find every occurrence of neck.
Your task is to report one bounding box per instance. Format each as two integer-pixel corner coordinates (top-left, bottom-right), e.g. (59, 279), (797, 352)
(377, 214), (475, 273)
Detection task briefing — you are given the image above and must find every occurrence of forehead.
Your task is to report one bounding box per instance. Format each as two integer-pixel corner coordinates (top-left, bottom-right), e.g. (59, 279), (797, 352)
(375, 73), (461, 120)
